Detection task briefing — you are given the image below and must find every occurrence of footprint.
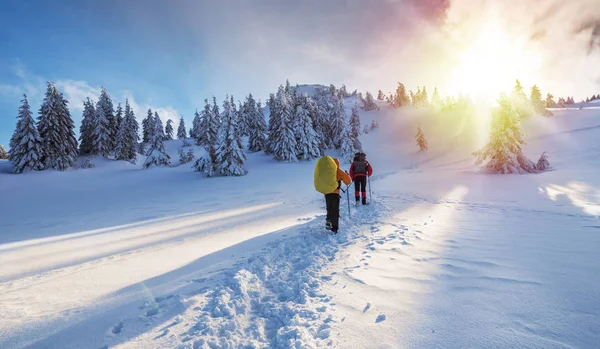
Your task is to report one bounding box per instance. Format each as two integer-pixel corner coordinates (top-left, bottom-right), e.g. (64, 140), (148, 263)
(111, 321), (124, 334)
(376, 314), (387, 323)
(363, 303), (371, 313)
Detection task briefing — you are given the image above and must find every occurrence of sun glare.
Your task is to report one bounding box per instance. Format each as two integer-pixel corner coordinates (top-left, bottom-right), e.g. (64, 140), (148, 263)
(447, 19), (542, 103)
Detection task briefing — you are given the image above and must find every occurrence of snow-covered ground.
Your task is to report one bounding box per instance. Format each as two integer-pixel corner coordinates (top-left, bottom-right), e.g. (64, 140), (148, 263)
(1, 103), (599, 349)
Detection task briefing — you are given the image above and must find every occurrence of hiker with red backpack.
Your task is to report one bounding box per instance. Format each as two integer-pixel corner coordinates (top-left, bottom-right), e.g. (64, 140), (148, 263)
(349, 152), (373, 205)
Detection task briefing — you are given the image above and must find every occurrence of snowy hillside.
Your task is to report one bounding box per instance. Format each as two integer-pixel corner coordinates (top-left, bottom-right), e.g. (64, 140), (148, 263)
(1, 103), (599, 348)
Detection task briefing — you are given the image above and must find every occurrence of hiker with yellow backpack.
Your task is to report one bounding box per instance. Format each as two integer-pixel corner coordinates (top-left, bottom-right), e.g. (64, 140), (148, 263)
(314, 156), (352, 234)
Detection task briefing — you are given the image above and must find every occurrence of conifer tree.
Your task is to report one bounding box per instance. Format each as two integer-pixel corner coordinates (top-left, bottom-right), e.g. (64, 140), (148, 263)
(267, 89), (283, 155)
(165, 119), (174, 140)
(530, 85), (552, 116)
(143, 118), (170, 168)
(97, 88), (116, 151)
(215, 95), (246, 176)
(511, 80), (533, 118)
(247, 97), (268, 152)
(9, 95), (43, 173)
(177, 116), (187, 139)
(421, 87), (429, 107)
(350, 104), (361, 138)
(115, 103), (123, 132)
(91, 99), (112, 157)
(79, 98), (96, 155)
(154, 112), (165, 140)
(196, 102), (208, 146)
(212, 96), (221, 127)
(330, 94), (347, 149)
(191, 109), (201, 139)
(340, 119), (361, 163)
(142, 109), (154, 143)
(293, 94), (321, 160)
(115, 99), (139, 162)
(416, 125), (428, 151)
(38, 82), (78, 170)
(271, 88), (297, 161)
(474, 93), (536, 173)
(431, 87), (442, 108)
(377, 90), (384, 100)
(365, 91), (378, 111)
(0, 144), (7, 160)
(394, 83), (410, 107)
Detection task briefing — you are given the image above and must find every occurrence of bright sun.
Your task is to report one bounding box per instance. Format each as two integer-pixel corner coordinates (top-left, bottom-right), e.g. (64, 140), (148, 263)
(447, 19), (542, 103)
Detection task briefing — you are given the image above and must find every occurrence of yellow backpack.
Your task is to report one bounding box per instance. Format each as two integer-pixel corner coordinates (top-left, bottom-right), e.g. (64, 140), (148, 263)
(314, 156), (338, 194)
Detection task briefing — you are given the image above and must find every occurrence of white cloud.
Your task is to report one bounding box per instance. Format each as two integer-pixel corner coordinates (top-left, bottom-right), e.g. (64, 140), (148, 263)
(4, 64), (181, 135)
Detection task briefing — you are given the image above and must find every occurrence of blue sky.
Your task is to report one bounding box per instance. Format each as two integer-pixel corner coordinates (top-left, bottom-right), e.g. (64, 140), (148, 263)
(1, 0), (599, 147)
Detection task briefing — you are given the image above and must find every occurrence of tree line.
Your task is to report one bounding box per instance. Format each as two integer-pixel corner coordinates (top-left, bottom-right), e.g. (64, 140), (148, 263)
(5, 81), (382, 175)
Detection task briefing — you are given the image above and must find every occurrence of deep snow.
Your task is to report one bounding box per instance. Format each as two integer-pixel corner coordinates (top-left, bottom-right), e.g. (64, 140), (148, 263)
(0, 101), (599, 349)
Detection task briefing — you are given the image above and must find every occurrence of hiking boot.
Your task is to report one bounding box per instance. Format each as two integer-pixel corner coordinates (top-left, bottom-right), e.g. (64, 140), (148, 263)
(325, 220), (332, 231)
(362, 197), (367, 205)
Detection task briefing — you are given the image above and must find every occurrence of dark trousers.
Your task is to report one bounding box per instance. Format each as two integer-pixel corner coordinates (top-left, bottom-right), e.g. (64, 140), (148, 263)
(354, 176), (367, 200)
(325, 193), (340, 232)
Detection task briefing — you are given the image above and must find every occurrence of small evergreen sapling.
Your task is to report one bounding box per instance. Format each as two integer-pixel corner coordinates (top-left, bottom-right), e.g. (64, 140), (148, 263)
(0, 144), (7, 160)
(535, 152), (550, 172)
(416, 125), (428, 151)
(177, 117), (187, 139)
(165, 119), (174, 140)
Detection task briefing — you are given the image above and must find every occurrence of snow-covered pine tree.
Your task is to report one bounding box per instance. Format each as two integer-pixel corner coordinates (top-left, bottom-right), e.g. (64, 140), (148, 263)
(154, 112), (165, 140)
(267, 89), (282, 155)
(431, 87), (442, 108)
(330, 94), (347, 149)
(9, 95), (44, 173)
(393, 83), (410, 107)
(165, 119), (174, 140)
(371, 119), (379, 130)
(196, 101), (209, 147)
(212, 96), (221, 127)
(142, 109), (155, 143)
(311, 89), (332, 151)
(377, 90), (384, 100)
(545, 93), (556, 108)
(340, 84), (349, 98)
(78, 98), (96, 155)
(293, 94), (320, 160)
(339, 122), (360, 163)
(420, 87), (429, 107)
(530, 85), (552, 116)
(511, 80), (533, 118)
(114, 99), (139, 162)
(416, 125), (428, 151)
(97, 88), (116, 152)
(474, 93), (536, 174)
(215, 95), (246, 176)
(535, 152), (550, 172)
(363, 124), (370, 134)
(177, 116), (187, 139)
(363, 92), (379, 111)
(271, 87), (297, 161)
(247, 97), (268, 152)
(143, 117), (171, 168)
(350, 104), (361, 138)
(191, 109), (201, 140)
(358, 92), (366, 108)
(91, 98), (112, 157)
(37, 82), (78, 170)
(115, 103), (123, 132)
(0, 144), (7, 159)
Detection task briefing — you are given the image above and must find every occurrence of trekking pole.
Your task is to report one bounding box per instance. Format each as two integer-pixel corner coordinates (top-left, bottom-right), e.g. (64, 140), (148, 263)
(346, 184), (351, 217)
(368, 175), (372, 204)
